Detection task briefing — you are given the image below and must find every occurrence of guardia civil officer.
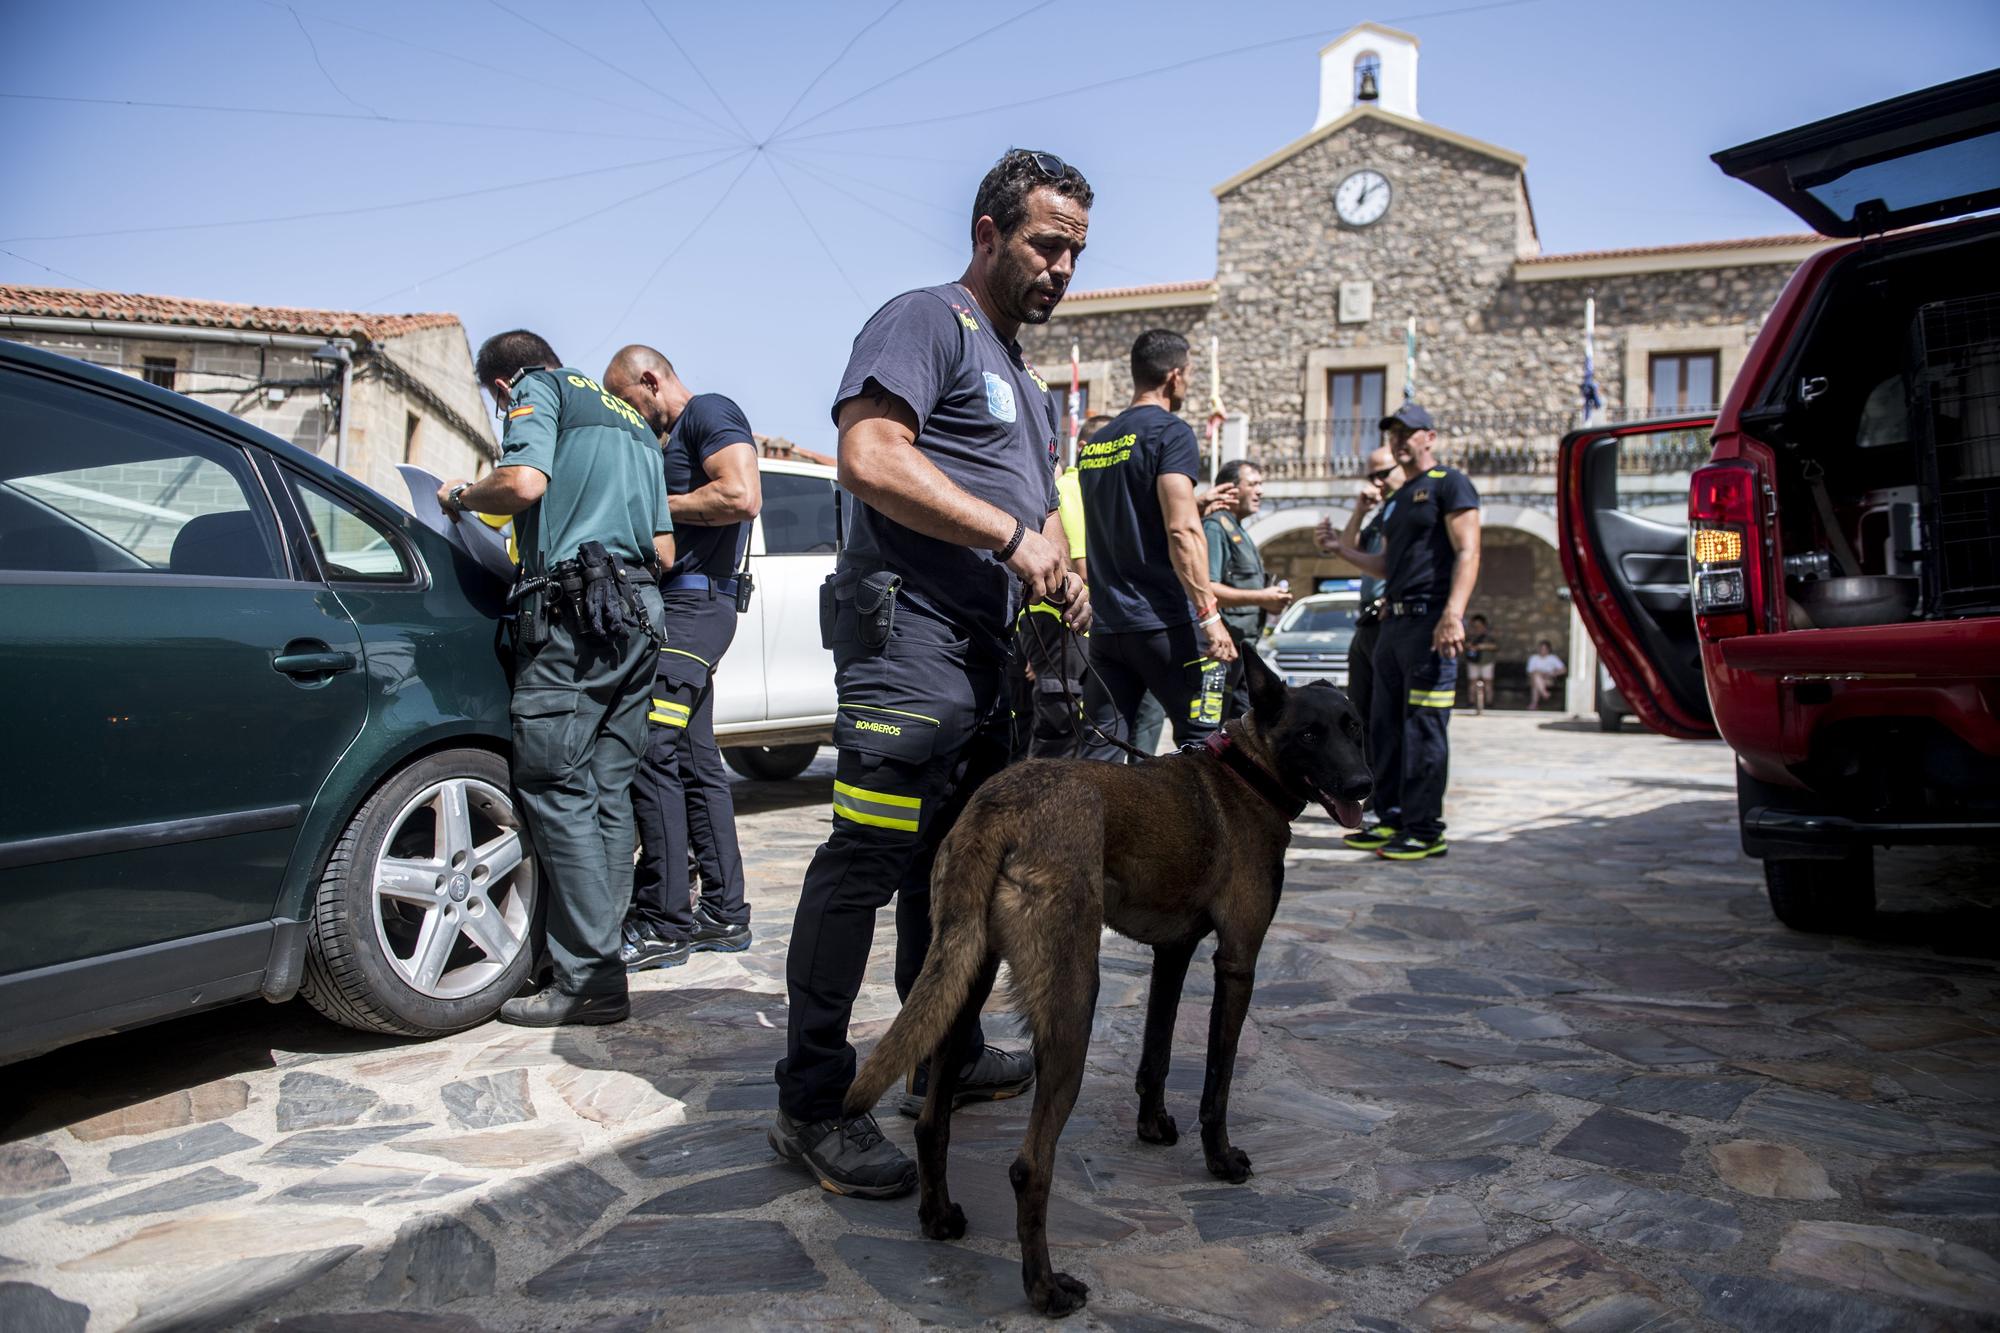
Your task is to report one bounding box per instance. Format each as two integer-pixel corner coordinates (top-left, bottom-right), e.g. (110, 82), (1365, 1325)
(771, 149), (1093, 1199)
(1326, 403), (1481, 862)
(1078, 330), (1235, 752)
(602, 346), (761, 971)
(1203, 458), (1290, 720)
(436, 330), (671, 1026)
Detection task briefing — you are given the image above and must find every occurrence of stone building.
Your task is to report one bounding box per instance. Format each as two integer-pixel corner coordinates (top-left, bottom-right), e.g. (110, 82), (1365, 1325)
(1021, 23), (1834, 710)
(0, 285), (497, 502)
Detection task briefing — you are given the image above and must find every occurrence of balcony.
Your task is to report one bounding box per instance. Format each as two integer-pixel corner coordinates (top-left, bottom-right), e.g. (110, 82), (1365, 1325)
(1250, 413), (1715, 480)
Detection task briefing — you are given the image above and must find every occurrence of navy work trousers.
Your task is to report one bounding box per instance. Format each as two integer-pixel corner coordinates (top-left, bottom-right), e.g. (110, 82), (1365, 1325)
(629, 589), (748, 938)
(775, 590), (1008, 1123)
(1084, 622), (1224, 759)
(1367, 613), (1456, 840)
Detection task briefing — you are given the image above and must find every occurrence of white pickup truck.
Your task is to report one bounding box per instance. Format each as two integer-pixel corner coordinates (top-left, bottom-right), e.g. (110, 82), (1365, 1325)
(712, 458), (838, 779)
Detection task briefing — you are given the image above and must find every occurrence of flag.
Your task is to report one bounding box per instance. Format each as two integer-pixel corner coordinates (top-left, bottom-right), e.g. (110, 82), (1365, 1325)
(1403, 316), (1416, 401)
(1067, 341), (1082, 462)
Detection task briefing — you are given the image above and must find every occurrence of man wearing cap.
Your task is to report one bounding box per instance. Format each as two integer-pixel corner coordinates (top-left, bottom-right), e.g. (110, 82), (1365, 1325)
(1323, 403), (1480, 861)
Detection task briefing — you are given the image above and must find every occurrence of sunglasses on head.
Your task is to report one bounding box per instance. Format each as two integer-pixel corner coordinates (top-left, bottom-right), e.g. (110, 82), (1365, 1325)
(1017, 149), (1070, 180)
(1368, 467), (1395, 482)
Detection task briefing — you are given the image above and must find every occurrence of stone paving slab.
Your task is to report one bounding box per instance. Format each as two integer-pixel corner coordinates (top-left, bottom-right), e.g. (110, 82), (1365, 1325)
(1, 715), (1997, 1330)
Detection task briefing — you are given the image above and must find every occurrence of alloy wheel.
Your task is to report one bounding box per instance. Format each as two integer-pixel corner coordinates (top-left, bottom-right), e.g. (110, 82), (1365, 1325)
(370, 777), (534, 1000)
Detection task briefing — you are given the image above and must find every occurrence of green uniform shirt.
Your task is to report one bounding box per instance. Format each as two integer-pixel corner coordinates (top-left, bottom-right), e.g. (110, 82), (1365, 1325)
(500, 367), (670, 573)
(1204, 510), (1266, 639)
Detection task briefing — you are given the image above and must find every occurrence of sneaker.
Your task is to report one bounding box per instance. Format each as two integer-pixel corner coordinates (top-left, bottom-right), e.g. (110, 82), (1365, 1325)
(1376, 833), (1448, 861)
(898, 1044), (1035, 1118)
(499, 987), (629, 1027)
(620, 921), (692, 971)
(768, 1110), (915, 1198)
(1342, 823), (1397, 851)
(689, 901), (752, 954)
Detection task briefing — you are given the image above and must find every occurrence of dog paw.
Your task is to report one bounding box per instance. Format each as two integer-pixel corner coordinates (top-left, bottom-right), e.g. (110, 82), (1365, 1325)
(1030, 1271), (1090, 1317)
(1206, 1147), (1253, 1183)
(1136, 1111), (1179, 1146)
(920, 1201), (967, 1240)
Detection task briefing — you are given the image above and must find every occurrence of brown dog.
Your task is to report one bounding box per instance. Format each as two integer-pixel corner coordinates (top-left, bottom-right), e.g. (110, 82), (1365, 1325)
(843, 651), (1371, 1316)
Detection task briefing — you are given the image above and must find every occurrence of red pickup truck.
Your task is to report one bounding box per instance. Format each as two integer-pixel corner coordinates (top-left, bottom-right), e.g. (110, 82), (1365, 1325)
(1559, 70), (2000, 933)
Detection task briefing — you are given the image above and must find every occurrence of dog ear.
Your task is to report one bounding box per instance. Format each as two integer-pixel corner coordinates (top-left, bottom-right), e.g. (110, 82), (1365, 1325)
(1241, 646), (1287, 722)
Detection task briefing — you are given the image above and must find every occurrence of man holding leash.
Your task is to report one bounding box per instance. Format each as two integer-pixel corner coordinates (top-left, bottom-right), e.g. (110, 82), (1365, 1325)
(771, 149), (1094, 1199)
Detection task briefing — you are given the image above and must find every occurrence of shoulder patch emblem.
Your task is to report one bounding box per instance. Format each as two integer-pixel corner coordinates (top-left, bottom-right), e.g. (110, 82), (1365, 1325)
(1413, 488), (1431, 503)
(508, 404), (536, 419)
(982, 372), (1017, 423)
(948, 301), (980, 332)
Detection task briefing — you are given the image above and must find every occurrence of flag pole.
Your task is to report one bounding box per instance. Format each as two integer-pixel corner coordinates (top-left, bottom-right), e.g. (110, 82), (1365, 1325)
(1580, 295), (1601, 426)
(1403, 316), (1417, 402)
(1206, 334), (1225, 483)
(1067, 340), (1082, 466)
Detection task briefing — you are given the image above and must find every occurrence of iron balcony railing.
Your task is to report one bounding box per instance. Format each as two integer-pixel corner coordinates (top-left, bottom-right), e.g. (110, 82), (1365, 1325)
(1248, 411), (1716, 479)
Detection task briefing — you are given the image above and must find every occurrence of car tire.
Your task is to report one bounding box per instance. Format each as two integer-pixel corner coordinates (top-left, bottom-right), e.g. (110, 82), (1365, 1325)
(301, 749), (538, 1036)
(723, 743), (821, 782)
(1763, 849), (1875, 934)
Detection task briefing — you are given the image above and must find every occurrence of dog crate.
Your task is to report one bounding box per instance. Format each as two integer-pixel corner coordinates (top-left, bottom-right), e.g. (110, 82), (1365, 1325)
(1913, 292), (2000, 616)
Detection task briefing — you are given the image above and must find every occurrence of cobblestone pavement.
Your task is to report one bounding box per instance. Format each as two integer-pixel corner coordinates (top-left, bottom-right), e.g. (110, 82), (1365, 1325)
(4, 714), (1999, 1331)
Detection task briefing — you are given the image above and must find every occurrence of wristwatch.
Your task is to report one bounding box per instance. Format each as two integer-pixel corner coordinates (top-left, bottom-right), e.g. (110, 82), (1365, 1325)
(446, 483), (469, 514)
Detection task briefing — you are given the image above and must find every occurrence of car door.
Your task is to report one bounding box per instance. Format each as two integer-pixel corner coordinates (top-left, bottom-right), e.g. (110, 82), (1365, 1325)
(1556, 418), (1719, 740)
(754, 468), (840, 723)
(0, 361), (367, 989)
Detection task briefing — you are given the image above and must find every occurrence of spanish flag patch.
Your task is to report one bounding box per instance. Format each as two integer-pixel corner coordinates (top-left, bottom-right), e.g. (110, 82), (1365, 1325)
(508, 404), (536, 419)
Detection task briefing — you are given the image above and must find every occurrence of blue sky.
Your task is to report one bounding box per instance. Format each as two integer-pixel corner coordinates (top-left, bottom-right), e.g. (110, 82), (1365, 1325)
(3, 0), (1995, 446)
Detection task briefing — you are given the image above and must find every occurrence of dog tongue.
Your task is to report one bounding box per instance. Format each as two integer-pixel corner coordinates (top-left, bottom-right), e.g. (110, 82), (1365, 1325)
(1322, 793), (1365, 828)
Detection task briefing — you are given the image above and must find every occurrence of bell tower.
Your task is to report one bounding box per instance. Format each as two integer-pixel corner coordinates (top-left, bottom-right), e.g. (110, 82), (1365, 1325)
(1314, 22), (1419, 129)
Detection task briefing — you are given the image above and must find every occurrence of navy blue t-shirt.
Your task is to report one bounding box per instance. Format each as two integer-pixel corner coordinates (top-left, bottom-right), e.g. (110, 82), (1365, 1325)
(664, 392), (755, 579)
(1077, 403), (1201, 632)
(832, 283), (1060, 659)
(1381, 465), (1479, 604)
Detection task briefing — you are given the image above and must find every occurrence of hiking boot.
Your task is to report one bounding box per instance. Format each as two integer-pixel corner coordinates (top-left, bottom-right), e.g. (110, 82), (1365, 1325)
(498, 986), (629, 1027)
(689, 901), (752, 954)
(768, 1110), (915, 1198)
(898, 1044), (1035, 1118)
(1376, 833), (1449, 861)
(620, 921), (692, 971)
(1342, 823), (1397, 851)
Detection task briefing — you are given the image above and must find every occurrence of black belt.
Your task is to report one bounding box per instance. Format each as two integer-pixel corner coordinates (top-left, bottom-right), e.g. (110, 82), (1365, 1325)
(1385, 599), (1436, 618)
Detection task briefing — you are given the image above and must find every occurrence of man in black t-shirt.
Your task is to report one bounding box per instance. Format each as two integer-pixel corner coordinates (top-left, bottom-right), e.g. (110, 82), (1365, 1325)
(604, 346), (762, 971)
(1078, 329), (1235, 753)
(1325, 403), (1481, 861)
(771, 150), (1093, 1201)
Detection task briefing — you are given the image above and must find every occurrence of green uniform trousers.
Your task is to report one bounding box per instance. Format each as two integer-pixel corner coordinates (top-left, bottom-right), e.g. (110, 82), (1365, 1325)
(509, 582), (664, 998)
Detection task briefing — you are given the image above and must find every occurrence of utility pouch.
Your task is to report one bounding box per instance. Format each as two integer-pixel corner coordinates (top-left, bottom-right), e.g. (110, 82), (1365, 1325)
(855, 570), (902, 650)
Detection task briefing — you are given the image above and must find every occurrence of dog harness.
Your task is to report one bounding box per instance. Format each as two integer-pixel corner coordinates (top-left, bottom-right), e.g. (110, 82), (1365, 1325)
(1195, 731), (1307, 820)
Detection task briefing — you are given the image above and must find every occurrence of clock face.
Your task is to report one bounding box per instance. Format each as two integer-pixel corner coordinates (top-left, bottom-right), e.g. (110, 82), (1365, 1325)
(1334, 169), (1392, 227)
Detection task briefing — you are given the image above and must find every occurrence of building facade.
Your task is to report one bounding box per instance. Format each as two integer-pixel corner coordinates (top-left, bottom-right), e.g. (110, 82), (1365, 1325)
(0, 286), (497, 503)
(1020, 23), (1833, 710)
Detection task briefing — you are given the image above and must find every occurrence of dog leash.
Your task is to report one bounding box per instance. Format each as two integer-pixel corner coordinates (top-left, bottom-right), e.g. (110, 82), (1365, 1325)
(1021, 593), (1154, 763)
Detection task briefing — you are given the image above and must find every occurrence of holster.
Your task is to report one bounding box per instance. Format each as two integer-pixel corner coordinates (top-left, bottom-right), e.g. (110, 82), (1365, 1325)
(854, 570), (900, 649)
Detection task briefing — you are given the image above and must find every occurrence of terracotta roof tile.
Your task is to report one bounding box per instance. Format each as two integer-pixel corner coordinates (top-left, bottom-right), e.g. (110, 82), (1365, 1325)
(1061, 279), (1217, 303)
(0, 284), (462, 342)
(1516, 234), (1825, 265)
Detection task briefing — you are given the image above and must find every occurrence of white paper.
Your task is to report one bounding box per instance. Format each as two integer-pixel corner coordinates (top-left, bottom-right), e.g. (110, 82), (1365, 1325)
(398, 464), (518, 583)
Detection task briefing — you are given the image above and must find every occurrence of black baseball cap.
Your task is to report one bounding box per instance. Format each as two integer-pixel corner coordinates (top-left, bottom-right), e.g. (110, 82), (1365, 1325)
(1380, 402), (1435, 432)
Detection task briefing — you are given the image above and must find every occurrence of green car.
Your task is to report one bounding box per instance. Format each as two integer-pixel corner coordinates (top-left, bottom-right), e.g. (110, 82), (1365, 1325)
(0, 339), (536, 1061)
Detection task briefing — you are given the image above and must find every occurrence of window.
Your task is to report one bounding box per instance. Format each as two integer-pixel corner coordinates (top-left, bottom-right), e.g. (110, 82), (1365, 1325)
(0, 366), (285, 577)
(1328, 368), (1385, 460)
(282, 467), (414, 581)
(141, 357), (177, 390)
(1649, 352), (1720, 414)
(759, 472), (839, 555)
(403, 412), (422, 464)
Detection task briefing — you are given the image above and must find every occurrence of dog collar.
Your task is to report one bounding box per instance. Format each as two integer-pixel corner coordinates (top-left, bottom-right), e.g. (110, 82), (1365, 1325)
(1199, 731), (1307, 820)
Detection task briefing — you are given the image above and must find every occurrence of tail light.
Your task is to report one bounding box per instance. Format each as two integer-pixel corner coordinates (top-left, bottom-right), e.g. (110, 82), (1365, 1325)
(1688, 462), (1763, 641)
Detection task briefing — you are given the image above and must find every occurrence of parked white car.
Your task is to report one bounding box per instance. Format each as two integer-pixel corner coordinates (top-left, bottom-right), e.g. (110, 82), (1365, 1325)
(712, 458), (838, 779)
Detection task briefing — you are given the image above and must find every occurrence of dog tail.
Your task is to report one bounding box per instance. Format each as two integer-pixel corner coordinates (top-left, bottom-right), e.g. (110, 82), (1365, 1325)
(842, 821), (999, 1120)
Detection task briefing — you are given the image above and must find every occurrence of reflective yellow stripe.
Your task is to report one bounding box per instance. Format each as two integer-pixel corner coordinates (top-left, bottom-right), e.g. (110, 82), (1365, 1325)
(649, 711), (689, 727)
(833, 779), (920, 809)
(660, 646), (712, 668)
(834, 804), (920, 832)
(1408, 689), (1457, 707)
(842, 702), (941, 727)
(651, 698), (691, 715)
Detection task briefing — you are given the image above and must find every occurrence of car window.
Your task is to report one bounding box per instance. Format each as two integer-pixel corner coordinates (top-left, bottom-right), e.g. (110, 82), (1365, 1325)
(0, 366), (285, 578)
(1286, 603), (1359, 634)
(282, 467), (415, 582)
(760, 472), (839, 555)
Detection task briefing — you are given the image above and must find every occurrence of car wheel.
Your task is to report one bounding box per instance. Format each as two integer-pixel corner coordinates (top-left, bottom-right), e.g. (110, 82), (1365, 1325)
(723, 743), (821, 782)
(301, 749), (537, 1036)
(1597, 707), (1623, 733)
(1763, 849), (1875, 934)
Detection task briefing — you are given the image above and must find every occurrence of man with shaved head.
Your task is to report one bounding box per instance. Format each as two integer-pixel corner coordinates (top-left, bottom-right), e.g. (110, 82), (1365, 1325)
(604, 346), (762, 971)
